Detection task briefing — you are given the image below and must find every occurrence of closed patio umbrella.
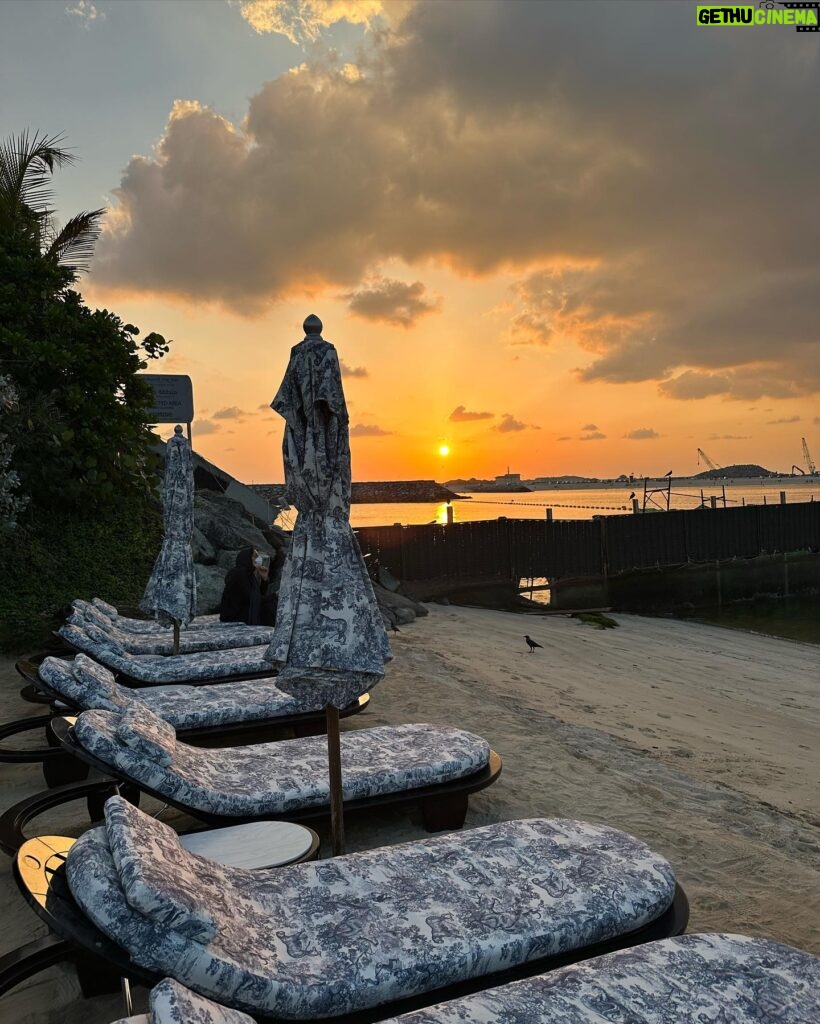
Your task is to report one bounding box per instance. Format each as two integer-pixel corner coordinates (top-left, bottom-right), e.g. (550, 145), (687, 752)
(266, 314), (391, 853)
(140, 424), (197, 653)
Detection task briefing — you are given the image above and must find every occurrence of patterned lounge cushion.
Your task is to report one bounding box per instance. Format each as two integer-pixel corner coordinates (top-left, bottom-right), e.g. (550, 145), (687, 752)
(75, 714), (490, 816)
(149, 978), (255, 1024)
(71, 601), (113, 630)
(385, 933), (820, 1023)
(67, 807), (676, 1019)
(57, 624), (272, 683)
(105, 797), (216, 942)
(72, 654), (131, 710)
(83, 621), (127, 655)
(116, 704), (176, 765)
(38, 657), (92, 708)
(92, 597), (119, 620)
(135, 679), (298, 729)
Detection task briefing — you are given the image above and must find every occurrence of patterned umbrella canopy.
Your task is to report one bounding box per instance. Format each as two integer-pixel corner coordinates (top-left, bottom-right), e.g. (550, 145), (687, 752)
(140, 424), (197, 628)
(265, 315), (391, 708)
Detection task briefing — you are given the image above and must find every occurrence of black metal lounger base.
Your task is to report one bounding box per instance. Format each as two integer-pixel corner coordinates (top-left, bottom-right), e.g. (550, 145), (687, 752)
(10, 837), (689, 1023)
(0, 740), (504, 856)
(0, 692), (371, 788)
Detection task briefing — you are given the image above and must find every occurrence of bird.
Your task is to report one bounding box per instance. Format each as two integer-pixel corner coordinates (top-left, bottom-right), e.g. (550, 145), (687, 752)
(524, 635), (543, 653)
(664, 469), (673, 477)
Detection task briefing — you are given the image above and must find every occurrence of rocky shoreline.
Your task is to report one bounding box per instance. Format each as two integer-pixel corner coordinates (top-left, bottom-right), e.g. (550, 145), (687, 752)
(191, 490), (427, 630)
(253, 480), (462, 505)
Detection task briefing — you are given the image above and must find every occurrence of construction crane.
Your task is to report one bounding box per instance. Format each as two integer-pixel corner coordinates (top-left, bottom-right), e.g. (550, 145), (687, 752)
(802, 437), (817, 475)
(697, 448), (722, 472)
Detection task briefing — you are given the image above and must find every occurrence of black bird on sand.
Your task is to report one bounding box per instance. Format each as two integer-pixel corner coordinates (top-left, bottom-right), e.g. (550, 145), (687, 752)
(524, 635), (543, 653)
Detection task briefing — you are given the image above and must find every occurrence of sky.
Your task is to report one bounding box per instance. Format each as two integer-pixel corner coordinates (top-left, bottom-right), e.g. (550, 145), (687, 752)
(1, 0), (818, 483)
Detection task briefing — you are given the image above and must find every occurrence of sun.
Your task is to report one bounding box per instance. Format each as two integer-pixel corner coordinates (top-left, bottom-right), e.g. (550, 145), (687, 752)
(438, 444), (451, 457)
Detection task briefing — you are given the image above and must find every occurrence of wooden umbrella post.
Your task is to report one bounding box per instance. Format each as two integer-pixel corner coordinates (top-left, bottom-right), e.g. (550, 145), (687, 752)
(326, 705), (345, 856)
(172, 620), (180, 655)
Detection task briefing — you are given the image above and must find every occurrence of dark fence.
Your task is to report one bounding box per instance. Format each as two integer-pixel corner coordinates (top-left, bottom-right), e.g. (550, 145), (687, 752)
(355, 501), (820, 583)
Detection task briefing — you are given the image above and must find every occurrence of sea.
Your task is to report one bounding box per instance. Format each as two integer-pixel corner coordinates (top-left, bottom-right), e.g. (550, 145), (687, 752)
(273, 478), (819, 530)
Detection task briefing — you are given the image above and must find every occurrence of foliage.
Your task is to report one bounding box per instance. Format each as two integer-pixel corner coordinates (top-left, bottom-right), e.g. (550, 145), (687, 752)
(0, 498), (163, 652)
(0, 130), (104, 274)
(573, 611), (620, 630)
(0, 373), (27, 531)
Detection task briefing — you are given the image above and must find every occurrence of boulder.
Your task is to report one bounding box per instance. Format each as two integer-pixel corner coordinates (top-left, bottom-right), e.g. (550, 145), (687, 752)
(194, 492), (276, 558)
(217, 549), (243, 571)
(195, 563), (227, 615)
(191, 526), (217, 566)
(372, 583), (428, 618)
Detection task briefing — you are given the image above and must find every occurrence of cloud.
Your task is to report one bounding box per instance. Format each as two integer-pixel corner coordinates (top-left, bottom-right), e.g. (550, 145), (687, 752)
(194, 420), (220, 435)
(450, 405), (494, 422)
(557, 435), (572, 441)
(767, 416), (800, 425)
(349, 423), (392, 436)
(93, 2), (819, 399)
(815, 417), (820, 426)
(582, 423), (598, 432)
(339, 359), (369, 378)
(212, 406), (247, 420)
(494, 414), (527, 433)
(238, 0), (384, 46)
(708, 434), (750, 440)
(579, 432), (606, 441)
(624, 428), (660, 440)
(258, 402), (272, 410)
(345, 277), (441, 327)
(65, 1), (104, 26)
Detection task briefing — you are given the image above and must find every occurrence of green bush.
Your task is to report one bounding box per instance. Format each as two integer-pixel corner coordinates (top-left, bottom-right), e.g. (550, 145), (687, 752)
(0, 498), (163, 653)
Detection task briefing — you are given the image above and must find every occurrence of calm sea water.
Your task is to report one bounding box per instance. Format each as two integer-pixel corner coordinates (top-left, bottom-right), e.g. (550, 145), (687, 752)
(273, 480), (819, 529)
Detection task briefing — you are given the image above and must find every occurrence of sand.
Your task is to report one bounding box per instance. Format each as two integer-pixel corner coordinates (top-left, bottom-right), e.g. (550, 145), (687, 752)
(0, 608), (818, 1022)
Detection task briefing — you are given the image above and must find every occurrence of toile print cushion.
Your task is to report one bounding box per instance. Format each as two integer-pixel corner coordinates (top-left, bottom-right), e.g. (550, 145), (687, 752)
(56, 623), (272, 683)
(67, 798), (677, 1019)
(109, 934), (820, 1024)
(74, 713), (491, 816)
(115, 704), (176, 766)
(105, 797), (215, 941)
(90, 597), (231, 635)
(83, 621), (127, 656)
(72, 654), (131, 710)
(384, 933), (820, 1024)
(37, 657), (304, 726)
(69, 605), (274, 656)
(38, 656), (126, 713)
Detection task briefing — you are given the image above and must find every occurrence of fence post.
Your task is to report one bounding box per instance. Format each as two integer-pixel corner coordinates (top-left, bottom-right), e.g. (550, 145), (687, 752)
(632, 498), (639, 514)
(545, 507), (553, 522)
(446, 503), (454, 525)
(710, 495), (717, 509)
(780, 491), (786, 505)
(599, 516), (609, 603)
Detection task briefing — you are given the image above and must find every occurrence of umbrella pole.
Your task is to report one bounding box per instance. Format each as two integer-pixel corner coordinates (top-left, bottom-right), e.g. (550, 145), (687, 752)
(326, 705), (345, 856)
(172, 620), (180, 655)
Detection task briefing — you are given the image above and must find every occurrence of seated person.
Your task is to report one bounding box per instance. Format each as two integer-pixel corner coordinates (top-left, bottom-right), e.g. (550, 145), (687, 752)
(219, 547), (277, 626)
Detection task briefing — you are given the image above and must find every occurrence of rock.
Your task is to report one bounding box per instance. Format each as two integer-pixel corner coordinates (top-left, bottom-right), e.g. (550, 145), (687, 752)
(194, 492), (276, 558)
(191, 526), (217, 565)
(393, 605), (417, 625)
(217, 549), (243, 571)
(195, 564), (227, 615)
(372, 583), (428, 617)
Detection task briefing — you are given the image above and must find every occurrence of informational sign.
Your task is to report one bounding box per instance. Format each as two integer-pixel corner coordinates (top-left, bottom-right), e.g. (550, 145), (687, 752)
(142, 374), (194, 424)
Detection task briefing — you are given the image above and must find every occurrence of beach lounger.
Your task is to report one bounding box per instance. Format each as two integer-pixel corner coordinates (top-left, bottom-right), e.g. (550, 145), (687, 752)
(54, 622), (276, 685)
(15, 796), (687, 1020)
(66, 601), (273, 655)
(106, 934), (820, 1024)
(0, 655), (370, 790)
(89, 597), (223, 634)
(39, 704), (501, 834)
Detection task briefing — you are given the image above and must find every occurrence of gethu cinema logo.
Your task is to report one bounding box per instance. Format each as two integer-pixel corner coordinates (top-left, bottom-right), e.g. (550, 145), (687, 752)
(697, 4), (819, 26)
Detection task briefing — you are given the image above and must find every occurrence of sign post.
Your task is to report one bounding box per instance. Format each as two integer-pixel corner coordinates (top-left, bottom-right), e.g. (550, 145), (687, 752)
(141, 374), (194, 445)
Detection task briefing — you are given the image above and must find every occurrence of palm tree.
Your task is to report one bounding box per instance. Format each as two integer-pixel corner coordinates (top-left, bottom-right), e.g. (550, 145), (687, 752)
(0, 130), (104, 275)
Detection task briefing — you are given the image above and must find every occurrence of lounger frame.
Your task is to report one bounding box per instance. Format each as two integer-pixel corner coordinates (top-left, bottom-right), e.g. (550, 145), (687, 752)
(9, 835), (689, 1022)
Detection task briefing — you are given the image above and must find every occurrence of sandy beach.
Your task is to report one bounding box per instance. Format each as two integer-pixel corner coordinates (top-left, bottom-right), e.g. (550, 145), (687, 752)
(1, 607), (817, 1022)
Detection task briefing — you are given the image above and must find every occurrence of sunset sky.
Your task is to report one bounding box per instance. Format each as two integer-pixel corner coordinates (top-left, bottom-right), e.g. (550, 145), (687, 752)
(2, 0), (818, 483)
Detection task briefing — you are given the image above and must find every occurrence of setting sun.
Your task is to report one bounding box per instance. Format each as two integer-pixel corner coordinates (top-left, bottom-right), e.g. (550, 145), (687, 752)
(438, 444), (451, 457)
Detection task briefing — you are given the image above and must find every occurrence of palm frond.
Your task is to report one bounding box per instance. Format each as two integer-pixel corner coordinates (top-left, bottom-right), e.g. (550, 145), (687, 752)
(44, 208), (106, 274)
(0, 130), (74, 227)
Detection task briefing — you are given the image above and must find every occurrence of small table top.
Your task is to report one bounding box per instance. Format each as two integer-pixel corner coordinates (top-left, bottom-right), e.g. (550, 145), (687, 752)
(179, 820), (320, 868)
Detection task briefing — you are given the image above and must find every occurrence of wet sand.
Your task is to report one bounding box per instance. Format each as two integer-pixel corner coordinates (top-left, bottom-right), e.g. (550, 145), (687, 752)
(1, 607), (817, 1022)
